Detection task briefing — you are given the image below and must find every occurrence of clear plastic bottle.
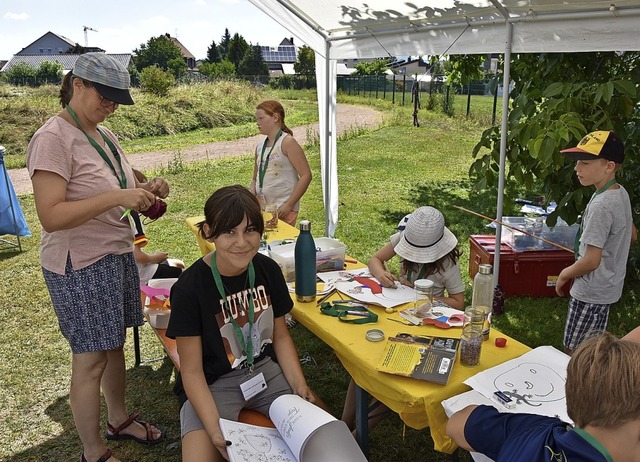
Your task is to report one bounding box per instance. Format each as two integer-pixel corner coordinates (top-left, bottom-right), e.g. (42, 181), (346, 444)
(472, 264), (494, 341)
(294, 220), (316, 302)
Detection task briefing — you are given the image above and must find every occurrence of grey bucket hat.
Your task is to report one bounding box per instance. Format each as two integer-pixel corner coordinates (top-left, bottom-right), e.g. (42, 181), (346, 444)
(393, 206), (458, 263)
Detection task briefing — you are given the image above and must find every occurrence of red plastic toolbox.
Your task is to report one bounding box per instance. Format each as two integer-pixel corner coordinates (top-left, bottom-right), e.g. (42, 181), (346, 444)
(469, 235), (574, 297)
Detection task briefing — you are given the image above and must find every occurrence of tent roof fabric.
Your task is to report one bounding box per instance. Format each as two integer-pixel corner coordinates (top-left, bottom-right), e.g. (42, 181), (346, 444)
(249, 0), (640, 58)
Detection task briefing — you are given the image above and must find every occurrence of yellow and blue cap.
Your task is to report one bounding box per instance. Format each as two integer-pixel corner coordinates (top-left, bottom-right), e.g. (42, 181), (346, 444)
(561, 130), (624, 164)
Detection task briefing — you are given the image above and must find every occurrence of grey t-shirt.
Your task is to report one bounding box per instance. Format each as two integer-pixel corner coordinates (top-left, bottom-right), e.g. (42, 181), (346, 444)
(570, 185), (632, 304)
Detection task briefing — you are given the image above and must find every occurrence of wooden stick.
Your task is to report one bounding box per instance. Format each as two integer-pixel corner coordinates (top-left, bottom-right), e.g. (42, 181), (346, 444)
(454, 205), (574, 253)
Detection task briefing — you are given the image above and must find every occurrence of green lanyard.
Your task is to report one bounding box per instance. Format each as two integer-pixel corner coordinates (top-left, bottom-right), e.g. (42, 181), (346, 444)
(66, 105), (127, 189)
(257, 129), (283, 190)
(210, 254), (257, 369)
(573, 178), (617, 256)
(406, 265), (426, 283)
(319, 302), (379, 324)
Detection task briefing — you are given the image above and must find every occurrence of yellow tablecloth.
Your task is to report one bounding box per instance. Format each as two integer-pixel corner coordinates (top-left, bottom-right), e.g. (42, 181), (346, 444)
(185, 215), (532, 453)
(291, 294), (531, 454)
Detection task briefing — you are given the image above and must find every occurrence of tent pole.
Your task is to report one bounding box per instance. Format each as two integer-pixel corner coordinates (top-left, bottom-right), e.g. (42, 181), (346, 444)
(494, 21), (513, 287)
(323, 40), (332, 237)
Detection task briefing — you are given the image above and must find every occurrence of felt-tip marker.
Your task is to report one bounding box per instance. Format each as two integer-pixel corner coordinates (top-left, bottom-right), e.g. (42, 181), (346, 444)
(493, 391), (515, 409)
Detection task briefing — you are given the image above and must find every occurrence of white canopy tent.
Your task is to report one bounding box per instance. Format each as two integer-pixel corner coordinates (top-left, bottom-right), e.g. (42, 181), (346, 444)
(248, 0), (640, 279)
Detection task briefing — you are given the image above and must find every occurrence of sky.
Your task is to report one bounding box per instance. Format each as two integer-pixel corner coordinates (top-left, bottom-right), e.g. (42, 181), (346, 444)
(0, 0), (294, 61)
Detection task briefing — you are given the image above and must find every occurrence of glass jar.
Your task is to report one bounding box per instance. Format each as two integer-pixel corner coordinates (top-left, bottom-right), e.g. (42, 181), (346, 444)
(463, 305), (486, 330)
(460, 324), (483, 367)
(413, 279), (434, 318)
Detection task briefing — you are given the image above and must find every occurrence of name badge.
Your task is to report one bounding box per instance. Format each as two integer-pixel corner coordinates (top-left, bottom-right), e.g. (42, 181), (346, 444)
(240, 372), (267, 400)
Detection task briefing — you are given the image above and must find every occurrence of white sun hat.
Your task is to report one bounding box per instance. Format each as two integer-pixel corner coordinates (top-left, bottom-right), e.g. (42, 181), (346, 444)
(393, 206), (458, 263)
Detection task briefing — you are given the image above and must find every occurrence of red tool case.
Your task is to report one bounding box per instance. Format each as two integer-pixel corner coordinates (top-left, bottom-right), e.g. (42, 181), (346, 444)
(469, 235), (574, 297)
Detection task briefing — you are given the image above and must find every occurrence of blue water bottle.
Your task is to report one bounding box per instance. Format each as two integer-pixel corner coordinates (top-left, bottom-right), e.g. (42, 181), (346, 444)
(295, 220), (316, 302)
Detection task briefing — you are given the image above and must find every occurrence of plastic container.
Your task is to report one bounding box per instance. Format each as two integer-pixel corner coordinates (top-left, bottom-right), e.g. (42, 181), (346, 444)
(143, 278), (178, 329)
(500, 216), (579, 252)
(295, 220), (316, 302)
(469, 235), (575, 297)
(270, 237), (347, 282)
(472, 264), (494, 341)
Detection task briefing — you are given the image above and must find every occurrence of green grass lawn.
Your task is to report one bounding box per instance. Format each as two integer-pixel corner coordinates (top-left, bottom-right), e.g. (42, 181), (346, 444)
(1, 92), (638, 462)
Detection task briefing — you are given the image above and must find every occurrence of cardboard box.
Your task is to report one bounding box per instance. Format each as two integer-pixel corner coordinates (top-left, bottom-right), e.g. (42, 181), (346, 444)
(469, 235), (574, 297)
(269, 237), (347, 282)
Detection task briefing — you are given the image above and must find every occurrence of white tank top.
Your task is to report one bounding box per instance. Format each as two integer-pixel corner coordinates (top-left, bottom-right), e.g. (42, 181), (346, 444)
(255, 132), (301, 211)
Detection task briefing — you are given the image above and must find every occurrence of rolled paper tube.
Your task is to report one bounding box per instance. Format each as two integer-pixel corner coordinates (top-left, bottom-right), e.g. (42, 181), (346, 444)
(495, 337), (507, 347)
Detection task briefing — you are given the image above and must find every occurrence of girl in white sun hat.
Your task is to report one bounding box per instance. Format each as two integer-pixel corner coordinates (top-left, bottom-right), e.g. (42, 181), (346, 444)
(368, 205), (465, 309)
(342, 206), (466, 433)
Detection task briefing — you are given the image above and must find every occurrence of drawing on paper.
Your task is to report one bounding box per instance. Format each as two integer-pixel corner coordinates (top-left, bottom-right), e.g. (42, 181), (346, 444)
(492, 362), (566, 407)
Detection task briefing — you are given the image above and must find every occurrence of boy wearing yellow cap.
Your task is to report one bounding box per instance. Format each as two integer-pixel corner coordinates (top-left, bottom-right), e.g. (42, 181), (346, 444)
(556, 131), (635, 353)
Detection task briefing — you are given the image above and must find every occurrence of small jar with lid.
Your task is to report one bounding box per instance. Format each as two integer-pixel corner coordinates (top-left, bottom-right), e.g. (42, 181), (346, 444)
(413, 278), (434, 318)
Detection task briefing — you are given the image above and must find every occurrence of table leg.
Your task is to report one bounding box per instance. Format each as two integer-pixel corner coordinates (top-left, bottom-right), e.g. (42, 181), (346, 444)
(355, 384), (369, 458)
(133, 326), (141, 366)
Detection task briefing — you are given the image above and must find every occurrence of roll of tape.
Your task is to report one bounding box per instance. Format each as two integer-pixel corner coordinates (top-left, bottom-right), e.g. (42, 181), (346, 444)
(365, 328), (385, 342)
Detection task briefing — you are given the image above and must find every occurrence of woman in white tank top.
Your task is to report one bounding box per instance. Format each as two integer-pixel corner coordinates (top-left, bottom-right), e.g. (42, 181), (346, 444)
(250, 100), (312, 226)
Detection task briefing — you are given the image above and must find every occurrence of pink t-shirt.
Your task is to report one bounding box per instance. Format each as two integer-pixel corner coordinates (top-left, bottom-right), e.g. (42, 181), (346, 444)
(26, 116), (136, 274)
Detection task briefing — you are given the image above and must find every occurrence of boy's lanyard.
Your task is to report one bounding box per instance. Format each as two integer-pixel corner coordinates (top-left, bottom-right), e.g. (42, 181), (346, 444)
(573, 178), (618, 256)
(210, 254), (257, 369)
(65, 105), (127, 189)
(257, 129), (283, 190)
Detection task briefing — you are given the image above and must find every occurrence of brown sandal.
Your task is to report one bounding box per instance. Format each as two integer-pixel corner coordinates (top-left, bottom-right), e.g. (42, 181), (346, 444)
(105, 412), (164, 445)
(81, 449), (112, 462)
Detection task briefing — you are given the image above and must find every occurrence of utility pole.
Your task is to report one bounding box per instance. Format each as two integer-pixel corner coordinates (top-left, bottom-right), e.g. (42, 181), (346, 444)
(83, 26), (98, 47)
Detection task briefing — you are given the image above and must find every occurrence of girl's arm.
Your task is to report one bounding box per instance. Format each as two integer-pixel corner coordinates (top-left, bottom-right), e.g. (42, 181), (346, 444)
(177, 335), (230, 459)
(368, 242), (398, 287)
(133, 245), (168, 265)
(278, 136), (312, 217)
(271, 316), (314, 402)
(435, 292), (464, 310)
(32, 170), (155, 232)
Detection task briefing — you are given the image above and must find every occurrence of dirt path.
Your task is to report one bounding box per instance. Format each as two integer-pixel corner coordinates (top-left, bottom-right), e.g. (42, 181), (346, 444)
(9, 104), (383, 196)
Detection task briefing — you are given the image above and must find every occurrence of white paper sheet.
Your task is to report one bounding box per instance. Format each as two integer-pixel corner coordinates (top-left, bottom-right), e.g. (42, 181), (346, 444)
(463, 346), (572, 423)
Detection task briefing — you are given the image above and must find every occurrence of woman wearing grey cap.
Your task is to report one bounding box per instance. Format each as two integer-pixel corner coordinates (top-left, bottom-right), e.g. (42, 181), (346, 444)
(26, 53), (167, 462)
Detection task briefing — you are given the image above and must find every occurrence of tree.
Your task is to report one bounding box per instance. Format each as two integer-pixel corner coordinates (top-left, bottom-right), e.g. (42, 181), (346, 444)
(133, 34), (183, 72)
(139, 65), (174, 96)
(64, 44), (86, 54)
(207, 39), (221, 63)
(218, 28), (232, 61)
(3, 62), (37, 85)
(167, 57), (187, 78)
(294, 45), (315, 75)
(227, 33), (249, 70)
(237, 45), (268, 79)
(198, 59), (236, 79)
(470, 52), (640, 229)
(36, 61), (63, 84)
(353, 59), (390, 75)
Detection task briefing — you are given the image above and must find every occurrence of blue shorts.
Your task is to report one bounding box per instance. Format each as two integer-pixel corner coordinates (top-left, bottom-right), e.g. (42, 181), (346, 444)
(179, 357), (293, 437)
(42, 253), (143, 354)
(563, 297), (610, 350)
